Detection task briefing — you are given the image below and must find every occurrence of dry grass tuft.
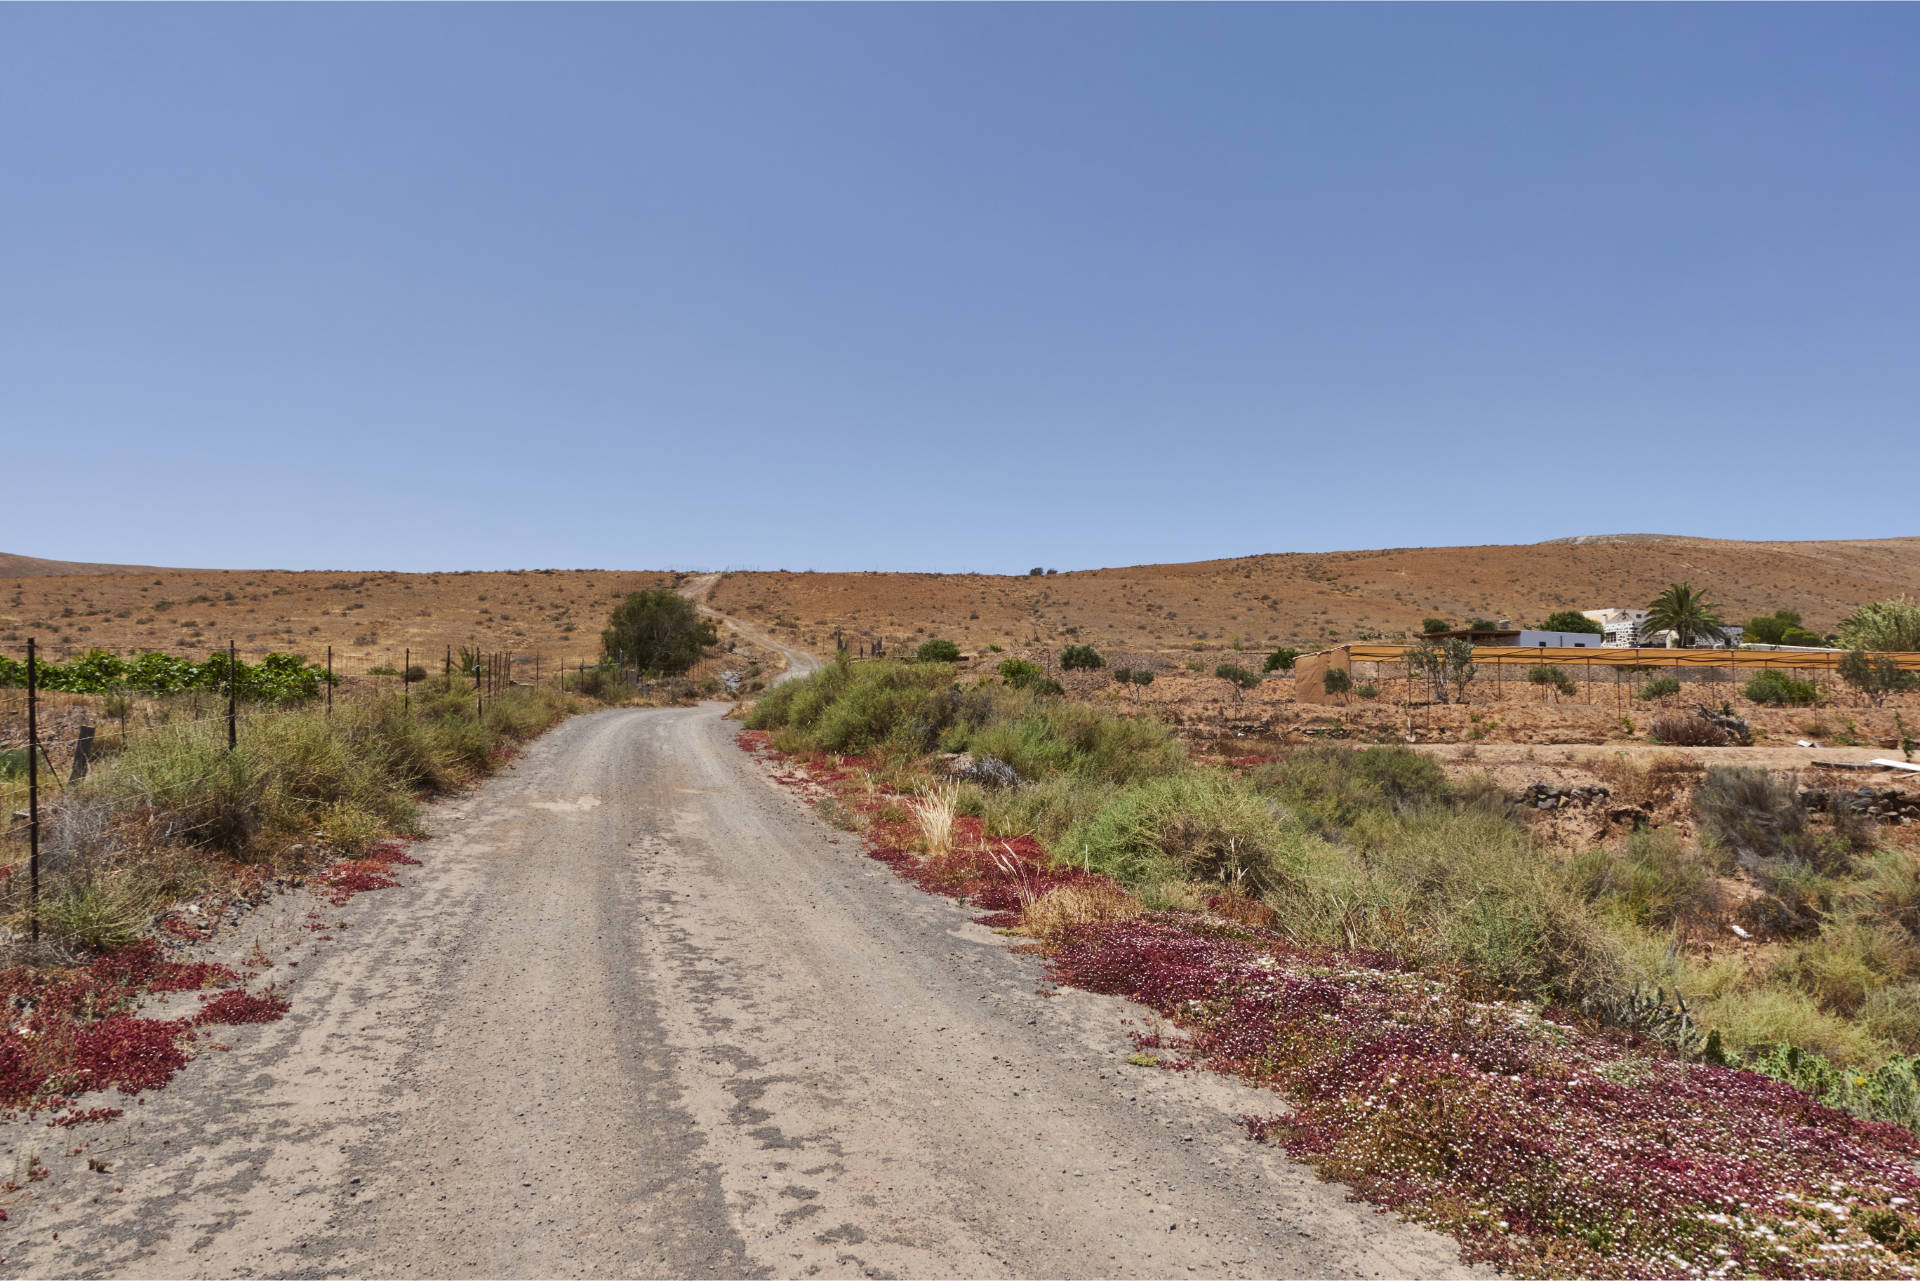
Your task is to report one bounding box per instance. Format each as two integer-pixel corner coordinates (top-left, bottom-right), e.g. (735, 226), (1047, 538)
(912, 786), (958, 856)
(1019, 881), (1144, 943)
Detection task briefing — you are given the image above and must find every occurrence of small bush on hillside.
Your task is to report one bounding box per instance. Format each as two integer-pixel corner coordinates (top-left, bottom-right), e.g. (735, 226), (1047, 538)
(1263, 648), (1299, 672)
(403, 665), (429, 683)
(1354, 682), (1380, 700)
(1322, 668), (1352, 699)
(1637, 675), (1682, 700)
(1650, 715), (1729, 747)
(1422, 618), (1450, 634)
(998, 658), (1044, 690)
(1059, 645), (1104, 671)
(1528, 665), (1578, 699)
(1744, 668), (1819, 706)
(1215, 664), (1260, 690)
(915, 638), (961, 663)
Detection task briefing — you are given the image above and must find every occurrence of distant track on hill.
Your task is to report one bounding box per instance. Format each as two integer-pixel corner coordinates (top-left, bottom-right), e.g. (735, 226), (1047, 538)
(679, 571), (821, 683)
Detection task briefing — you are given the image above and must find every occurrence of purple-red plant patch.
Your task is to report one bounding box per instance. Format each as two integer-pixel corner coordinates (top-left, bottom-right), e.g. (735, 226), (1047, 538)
(195, 989), (290, 1026)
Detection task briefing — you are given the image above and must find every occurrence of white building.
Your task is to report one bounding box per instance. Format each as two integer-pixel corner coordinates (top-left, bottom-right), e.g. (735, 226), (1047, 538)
(1580, 608), (1741, 649)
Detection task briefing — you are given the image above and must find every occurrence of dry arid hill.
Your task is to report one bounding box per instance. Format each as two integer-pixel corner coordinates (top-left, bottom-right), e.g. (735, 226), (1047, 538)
(3, 535), (1917, 673)
(707, 535), (1920, 659)
(0, 551), (171, 578)
(0, 564), (677, 673)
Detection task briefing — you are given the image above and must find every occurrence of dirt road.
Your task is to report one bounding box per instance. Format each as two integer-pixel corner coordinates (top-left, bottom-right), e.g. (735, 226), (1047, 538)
(4, 706), (1471, 1279)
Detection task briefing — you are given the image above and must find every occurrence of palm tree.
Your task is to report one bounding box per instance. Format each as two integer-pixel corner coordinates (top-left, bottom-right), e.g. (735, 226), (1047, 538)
(1645, 582), (1729, 648)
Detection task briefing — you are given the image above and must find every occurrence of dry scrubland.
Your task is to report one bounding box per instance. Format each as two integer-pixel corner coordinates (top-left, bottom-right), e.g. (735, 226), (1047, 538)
(708, 534), (1920, 658)
(9, 533), (1920, 677)
(0, 555), (677, 673)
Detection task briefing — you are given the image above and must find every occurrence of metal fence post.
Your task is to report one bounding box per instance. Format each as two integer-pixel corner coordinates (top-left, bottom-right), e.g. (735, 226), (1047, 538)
(404, 647), (411, 712)
(27, 637), (40, 948)
(228, 639), (238, 751)
(327, 645), (334, 715)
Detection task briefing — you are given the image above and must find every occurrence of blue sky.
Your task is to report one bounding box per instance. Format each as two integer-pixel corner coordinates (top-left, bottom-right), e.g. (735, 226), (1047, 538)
(4, 5), (1916, 573)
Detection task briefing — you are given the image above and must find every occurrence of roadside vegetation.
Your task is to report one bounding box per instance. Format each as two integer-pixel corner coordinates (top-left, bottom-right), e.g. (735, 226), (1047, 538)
(747, 656), (1920, 1275)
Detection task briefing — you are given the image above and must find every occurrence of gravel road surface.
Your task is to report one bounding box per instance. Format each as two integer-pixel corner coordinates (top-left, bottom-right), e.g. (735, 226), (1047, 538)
(3, 706), (1472, 1279)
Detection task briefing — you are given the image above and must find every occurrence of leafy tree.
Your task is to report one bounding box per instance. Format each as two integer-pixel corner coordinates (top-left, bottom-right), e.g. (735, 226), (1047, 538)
(1744, 610), (1804, 645)
(1125, 667), (1155, 701)
(1528, 665), (1578, 700)
(1322, 668), (1352, 702)
(1422, 618), (1450, 635)
(1839, 648), (1919, 707)
(1059, 644), (1105, 671)
(1838, 597), (1920, 653)
(1263, 647), (1300, 673)
(1539, 611), (1604, 636)
(916, 638), (961, 662)
(601, 589), (717, 675)
(1407, 637), (1477, 704)
(1028, 567), (1044, 577)
(1467, 619), (1498, 632)
(1645, 583), (1729, 648)
(1215, 663), (1260, 700)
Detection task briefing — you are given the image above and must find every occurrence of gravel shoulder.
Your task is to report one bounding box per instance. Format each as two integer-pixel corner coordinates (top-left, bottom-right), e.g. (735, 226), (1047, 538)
(2, 706), (1473, 1279)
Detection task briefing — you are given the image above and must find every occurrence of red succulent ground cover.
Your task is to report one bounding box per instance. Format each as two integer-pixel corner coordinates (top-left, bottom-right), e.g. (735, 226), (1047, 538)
(313, 838), (422, 906)
(0, 839), (421, 1118)
(745, 729), (1920, 1279)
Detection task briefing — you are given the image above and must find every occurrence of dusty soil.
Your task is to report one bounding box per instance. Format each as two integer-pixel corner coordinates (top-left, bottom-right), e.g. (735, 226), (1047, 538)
(0, 706), (1473, 1279)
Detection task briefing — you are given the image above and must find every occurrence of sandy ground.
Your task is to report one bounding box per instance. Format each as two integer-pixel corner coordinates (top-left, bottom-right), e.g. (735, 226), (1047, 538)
(0, 706), (1473, 1280)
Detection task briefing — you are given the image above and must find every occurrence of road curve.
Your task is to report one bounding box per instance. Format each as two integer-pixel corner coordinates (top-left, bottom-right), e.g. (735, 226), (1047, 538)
(5, 707), (1472, 1279)
(678, 573), (821, 683)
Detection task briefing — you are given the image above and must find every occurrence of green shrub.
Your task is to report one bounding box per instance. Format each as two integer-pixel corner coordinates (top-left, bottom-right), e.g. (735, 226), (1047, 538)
(963, 692), (1185, 784)
(1838, 597), (1920, 653)
(1746, 1043), (1920, 1130)
(1637, 675), (1681, 700)
(1744, 610), (1805, 646)
(1539, 611), (1604, 635)
(1422, 618), (1450, 634)
(916, 639), (962, 663)
(1743, 668), (1819, 706)
(1111, 667), (1132, 684)
(1323, 668), (1352, 698)
(1528, 665), (1577, 698)
(1263, 648), (1300, 672)
(1568, 828), (1726, 931)
(1257, 746), (1450, 833)
(1063, 773), (1314, 895)
(1354, 682), (1380, 700)
(1059, 645), (1104, 671)
(997, 658), (1044, 689)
